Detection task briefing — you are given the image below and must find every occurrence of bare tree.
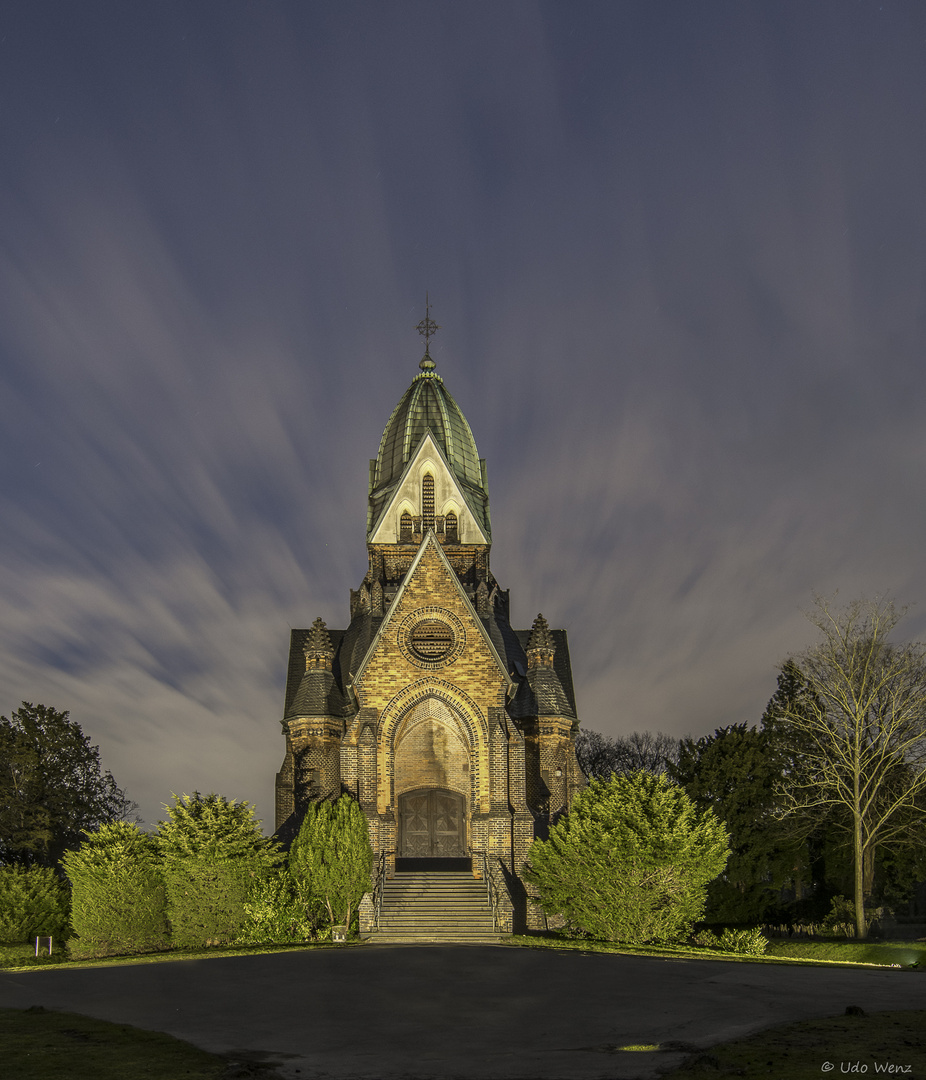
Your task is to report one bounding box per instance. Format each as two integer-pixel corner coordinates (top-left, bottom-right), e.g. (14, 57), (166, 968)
(772, 596), (926, 938)
(576, 729), (680, 781)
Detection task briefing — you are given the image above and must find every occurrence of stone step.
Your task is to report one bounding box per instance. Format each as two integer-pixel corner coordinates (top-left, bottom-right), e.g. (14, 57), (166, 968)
(368, 868), (504, 944)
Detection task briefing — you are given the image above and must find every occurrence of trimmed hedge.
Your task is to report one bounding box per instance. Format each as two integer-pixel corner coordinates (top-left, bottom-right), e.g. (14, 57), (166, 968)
(157, 793), (280, 949)
(0, 865), (70, 944)
(62, 822), (169, 958)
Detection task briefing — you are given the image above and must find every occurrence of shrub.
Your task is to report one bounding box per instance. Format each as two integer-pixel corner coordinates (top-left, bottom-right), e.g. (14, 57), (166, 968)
(692, 927), (768, 955)
(0, 865), (70, 944)
(157, 793), (280, 949)
(62, 822), (168, 958)
(234, 867), (316, 945)
(288, 796), (373, 932)
(525, 772), (730, 944)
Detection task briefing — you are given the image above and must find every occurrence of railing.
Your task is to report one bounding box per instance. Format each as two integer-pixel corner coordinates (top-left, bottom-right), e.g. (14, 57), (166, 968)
(372, 849), (389, 930)
(480, 851), (502, 933)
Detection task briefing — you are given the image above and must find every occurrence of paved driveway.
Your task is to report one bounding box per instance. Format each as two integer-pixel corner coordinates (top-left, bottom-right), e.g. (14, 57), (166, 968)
(0, 945), (923, 1079)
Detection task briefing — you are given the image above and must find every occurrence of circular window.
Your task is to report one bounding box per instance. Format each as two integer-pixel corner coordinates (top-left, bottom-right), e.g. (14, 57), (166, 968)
(409, 619), (455, 662)
(398, 607), (466, 669)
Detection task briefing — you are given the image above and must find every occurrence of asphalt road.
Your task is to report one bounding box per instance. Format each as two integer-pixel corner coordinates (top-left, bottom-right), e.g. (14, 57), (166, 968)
(0, 945), (923, 1079)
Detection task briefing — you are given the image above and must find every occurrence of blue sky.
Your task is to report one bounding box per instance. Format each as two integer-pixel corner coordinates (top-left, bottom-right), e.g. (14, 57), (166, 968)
(2, 1), (925, 829)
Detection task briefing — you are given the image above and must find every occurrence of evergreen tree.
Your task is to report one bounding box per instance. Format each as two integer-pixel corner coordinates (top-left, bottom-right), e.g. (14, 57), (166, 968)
(0, 865), (70, 944)
(156, 793), (280, 948)
(525, 772), (729, 943)
(288, 796), (373, 932)
(0, 703), (136, 867)
(671, 724), (803, 921)
(62, 822), (168, 958)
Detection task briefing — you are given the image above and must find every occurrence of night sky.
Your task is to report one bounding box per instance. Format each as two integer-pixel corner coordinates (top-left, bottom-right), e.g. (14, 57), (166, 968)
(3, 2), (925, 831)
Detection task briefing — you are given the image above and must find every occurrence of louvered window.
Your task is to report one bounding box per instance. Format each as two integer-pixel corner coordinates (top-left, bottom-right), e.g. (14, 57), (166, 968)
(400, 511), (413, 540)
(421, 475), (435, 532)
(444, 511), (458, 542)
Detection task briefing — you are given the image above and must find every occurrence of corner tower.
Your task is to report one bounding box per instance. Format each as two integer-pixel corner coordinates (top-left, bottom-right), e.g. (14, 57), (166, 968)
(275, 306), (583, 930)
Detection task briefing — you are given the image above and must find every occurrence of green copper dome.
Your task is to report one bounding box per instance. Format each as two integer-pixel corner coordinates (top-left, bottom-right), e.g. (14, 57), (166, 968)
(373, 367), (483, 492)
(368, 359), (490, 539)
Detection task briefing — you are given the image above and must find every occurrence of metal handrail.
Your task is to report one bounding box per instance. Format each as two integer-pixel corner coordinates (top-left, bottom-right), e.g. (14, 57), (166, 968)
(480, 851), (501, 932)
(372, 850), (389, 930)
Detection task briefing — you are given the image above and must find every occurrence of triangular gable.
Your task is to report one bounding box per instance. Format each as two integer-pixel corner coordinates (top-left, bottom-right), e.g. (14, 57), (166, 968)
(353, 531), (513, 692)
(368, 430), (490, 546)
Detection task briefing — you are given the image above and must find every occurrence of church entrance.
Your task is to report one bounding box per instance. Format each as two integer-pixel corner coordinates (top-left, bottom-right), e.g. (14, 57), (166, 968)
(398, 788), (466, 857)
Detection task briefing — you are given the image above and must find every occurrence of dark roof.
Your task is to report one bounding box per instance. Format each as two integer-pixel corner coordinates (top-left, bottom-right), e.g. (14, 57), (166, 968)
(510, 628), (578, 718)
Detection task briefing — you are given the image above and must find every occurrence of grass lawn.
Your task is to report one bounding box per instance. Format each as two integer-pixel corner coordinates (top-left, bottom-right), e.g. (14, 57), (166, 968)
(0, 938), (355, 973)
(661, 1009), (926, 1079)
(508, 932), (926, 968)
(0, 1007), (238, 1079)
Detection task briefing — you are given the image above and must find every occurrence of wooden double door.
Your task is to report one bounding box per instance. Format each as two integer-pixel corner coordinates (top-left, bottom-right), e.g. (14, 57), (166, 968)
(398, 788), (466, 857)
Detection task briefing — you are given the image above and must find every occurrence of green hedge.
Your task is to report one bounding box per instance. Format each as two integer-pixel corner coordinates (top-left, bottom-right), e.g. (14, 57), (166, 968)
(62, 823), (169, 959)
(0, 865), (70, 944)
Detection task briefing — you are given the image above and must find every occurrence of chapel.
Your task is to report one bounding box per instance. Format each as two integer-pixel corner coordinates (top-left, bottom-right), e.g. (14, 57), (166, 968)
(274, 308), (583, 929)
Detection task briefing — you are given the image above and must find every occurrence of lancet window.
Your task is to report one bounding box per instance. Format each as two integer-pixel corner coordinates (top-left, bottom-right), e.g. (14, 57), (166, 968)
(444, 510), (458, 543)
(421, 474), (435, 532)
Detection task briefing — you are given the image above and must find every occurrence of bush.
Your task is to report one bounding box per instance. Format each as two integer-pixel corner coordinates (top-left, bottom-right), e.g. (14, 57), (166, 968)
(234, 868), (317, 945)
(288, 796), (373, 932)
(157, 793), (280, 949)
(692, 927), (768, 955)
(525, 772), (730, 944)
(0, 865), (70, 944)
(62, 822), (168, 958)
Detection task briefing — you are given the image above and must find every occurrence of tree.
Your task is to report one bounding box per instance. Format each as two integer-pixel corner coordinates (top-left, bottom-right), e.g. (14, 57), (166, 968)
(771, 597), (926, 938)
(671, 724), (804, 921)
(288, 796), (373, 933)
(0, 865), (70, 944)
(0, 703), (137, 867)
(575, 729), (680, 781)
(62, 822), (169, 958)
(156, 792), (281, 948)
(524, 772), (729, 943)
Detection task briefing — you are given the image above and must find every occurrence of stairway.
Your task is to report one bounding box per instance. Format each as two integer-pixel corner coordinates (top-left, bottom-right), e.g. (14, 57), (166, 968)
(370, 870), (504, 943)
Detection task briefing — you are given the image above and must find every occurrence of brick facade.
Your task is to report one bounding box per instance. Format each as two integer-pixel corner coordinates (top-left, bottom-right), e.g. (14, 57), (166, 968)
(274, 353), (583, 931)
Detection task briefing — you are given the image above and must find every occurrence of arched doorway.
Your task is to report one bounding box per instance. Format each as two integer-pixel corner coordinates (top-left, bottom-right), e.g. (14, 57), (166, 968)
(398, 787), (466, 857)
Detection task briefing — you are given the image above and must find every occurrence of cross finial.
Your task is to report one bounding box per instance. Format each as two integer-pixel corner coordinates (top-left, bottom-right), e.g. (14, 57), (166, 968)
(415, 293), (440, 370)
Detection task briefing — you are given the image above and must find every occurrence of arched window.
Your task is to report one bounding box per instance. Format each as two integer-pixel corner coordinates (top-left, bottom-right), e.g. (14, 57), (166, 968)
(400, 511), (413, 541)
(444, 510), (458, 543)
(421, 474), (435, 532)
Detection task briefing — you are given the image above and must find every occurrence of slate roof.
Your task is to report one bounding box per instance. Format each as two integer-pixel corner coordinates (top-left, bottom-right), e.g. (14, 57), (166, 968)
(508, 628), (578, 719)
(285, 605), (576, 723)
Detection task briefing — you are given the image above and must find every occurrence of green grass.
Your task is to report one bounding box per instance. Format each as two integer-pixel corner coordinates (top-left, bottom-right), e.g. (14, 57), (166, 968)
(0, 1007), (233, 1079)
(0, 938), (356, 973)
(508, 932), (926, 968)
(661, 1009), (926, 1080)
(766, 938), (925, 966)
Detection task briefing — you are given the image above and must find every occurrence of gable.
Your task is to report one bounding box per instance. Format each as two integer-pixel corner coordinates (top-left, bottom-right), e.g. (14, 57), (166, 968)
(354, 532), (512, 697)
(368, 430), (490, 546)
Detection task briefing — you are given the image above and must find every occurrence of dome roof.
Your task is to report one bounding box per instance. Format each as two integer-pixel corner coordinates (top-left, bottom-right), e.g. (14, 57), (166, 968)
(372, 364), (483, 493)
(367, 356), (491, 541)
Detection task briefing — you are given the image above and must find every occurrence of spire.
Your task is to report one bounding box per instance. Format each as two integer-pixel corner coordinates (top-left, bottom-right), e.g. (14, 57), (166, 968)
(303, 617), (335, 671)
(415, 293), (440, 371)
(527, 614), (555, 669)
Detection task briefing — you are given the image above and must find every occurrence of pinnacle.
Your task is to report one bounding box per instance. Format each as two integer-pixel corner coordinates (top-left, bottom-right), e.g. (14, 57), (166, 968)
(304, 617), (334, 657)
(527, 613), (554, 652)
